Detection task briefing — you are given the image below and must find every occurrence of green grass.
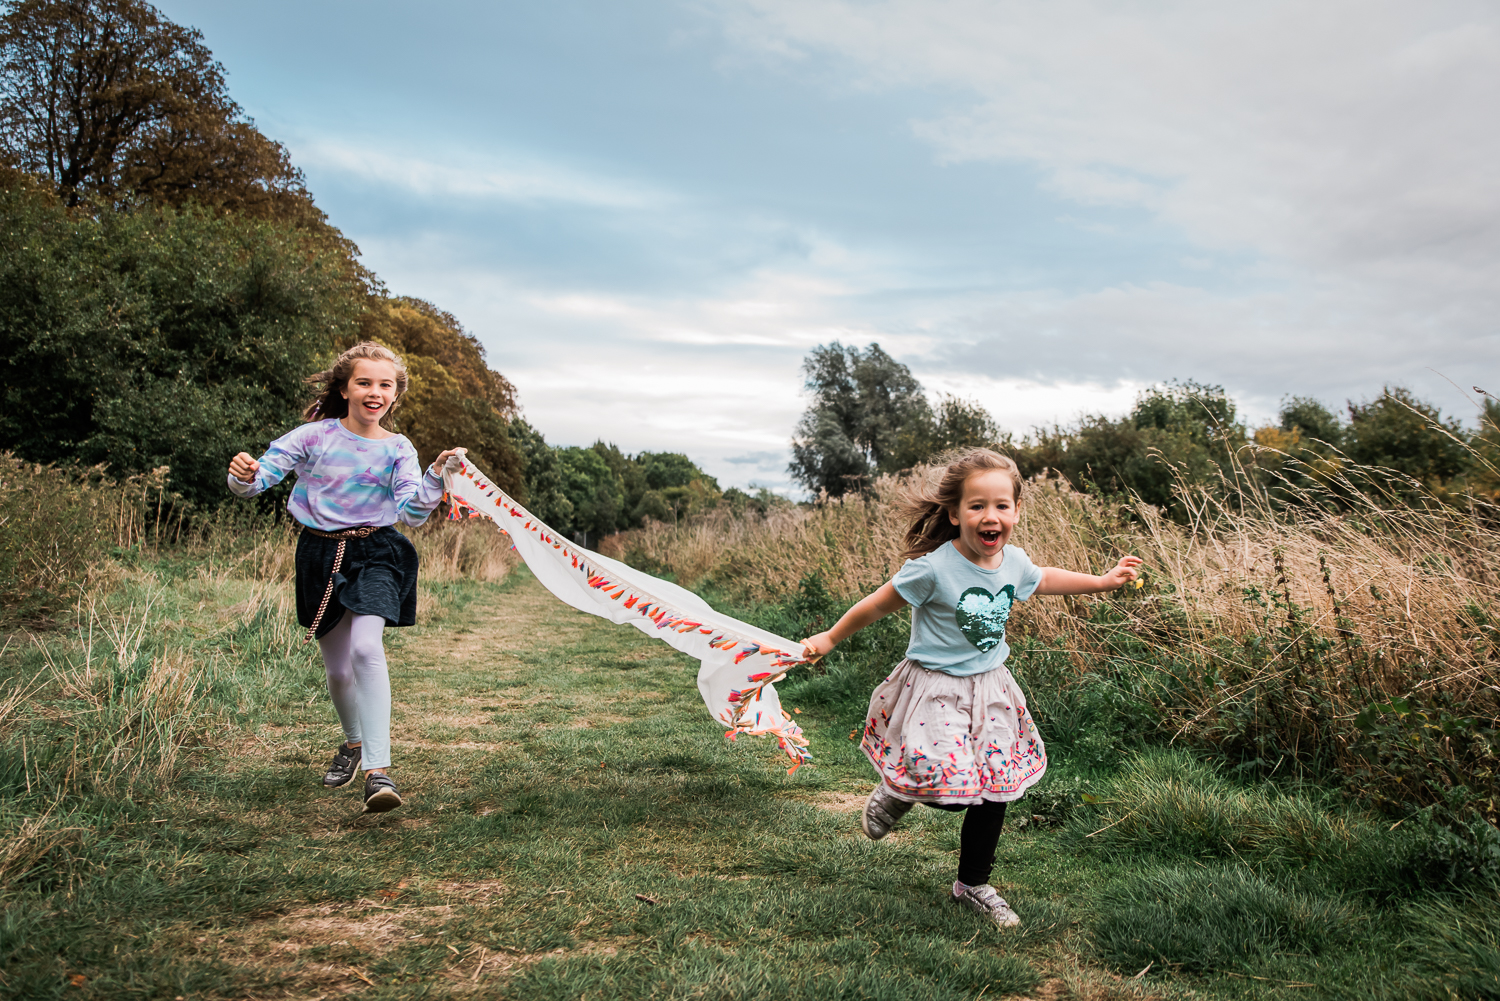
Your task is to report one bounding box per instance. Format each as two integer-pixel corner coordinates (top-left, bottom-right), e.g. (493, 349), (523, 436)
(0, 560), (1496, 999)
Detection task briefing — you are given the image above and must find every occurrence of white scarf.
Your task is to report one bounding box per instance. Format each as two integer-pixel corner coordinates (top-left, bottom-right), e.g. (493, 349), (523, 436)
(442, 460), (812, 772)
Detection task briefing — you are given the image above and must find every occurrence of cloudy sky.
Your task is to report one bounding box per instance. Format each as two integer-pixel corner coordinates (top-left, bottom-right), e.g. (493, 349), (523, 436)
(162, 0), (1498, 493)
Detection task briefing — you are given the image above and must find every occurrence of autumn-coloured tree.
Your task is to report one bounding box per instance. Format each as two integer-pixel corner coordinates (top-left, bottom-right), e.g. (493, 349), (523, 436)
(0, 0), (318, 222)
(359, 297), (526, 499)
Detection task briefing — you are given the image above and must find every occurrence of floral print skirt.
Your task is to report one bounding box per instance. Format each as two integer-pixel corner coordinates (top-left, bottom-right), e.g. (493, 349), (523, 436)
(860, 659), (1047, 806)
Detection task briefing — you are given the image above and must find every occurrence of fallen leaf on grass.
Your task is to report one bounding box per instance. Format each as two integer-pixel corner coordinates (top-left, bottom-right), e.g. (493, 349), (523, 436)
(348, 966), (377, 986)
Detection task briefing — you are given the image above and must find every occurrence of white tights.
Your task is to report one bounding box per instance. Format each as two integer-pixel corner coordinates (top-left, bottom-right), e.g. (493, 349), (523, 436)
(317, 611), (392, 769)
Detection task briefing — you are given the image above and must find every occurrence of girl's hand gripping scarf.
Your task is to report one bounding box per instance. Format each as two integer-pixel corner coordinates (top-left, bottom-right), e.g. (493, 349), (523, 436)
(443, 460), (814, 773)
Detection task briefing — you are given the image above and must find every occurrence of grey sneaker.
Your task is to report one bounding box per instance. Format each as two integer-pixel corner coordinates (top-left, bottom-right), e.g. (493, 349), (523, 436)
(953, 884), (1021, 927)
(323, 742), (361, 788)
(363, 772), (403, 813)
(861, 783), (914, 840)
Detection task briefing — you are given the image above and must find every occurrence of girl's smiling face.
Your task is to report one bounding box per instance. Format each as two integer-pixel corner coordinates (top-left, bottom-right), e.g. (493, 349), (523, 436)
(948, 469), (1020, 566)
(340, 358), (399, 436)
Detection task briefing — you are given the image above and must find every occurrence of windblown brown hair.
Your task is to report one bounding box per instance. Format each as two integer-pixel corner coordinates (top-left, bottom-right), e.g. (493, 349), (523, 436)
(899, 448), (1025, 561)
(303, 342), (409, 423)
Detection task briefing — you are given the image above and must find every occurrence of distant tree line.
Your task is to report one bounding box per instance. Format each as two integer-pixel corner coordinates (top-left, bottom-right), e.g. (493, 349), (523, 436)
(0, 0), (748, 540)
(507, 440), (763, 544)
(789, 342), (1500, 514)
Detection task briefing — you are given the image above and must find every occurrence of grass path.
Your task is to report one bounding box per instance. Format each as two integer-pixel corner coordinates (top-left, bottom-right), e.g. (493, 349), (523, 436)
(13, 567), (1427, 1000)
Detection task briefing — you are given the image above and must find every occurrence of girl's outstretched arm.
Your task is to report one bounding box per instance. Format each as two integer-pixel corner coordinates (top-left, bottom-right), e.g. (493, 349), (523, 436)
(394, 447), (470, 526)
(227, 432), (308, 497)
(1035, 555), (1142, 595)
(801, 581), (908, 659)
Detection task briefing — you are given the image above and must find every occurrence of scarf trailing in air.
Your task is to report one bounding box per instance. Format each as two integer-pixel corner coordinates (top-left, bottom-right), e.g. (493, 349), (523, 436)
(442, 460), (813, 772)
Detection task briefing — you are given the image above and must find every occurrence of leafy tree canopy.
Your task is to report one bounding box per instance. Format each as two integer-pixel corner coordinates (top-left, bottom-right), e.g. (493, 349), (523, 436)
(0, 172), (359, 507)
(1279, 396), (1345, 448)
(789, 342), (944, 495)
(0, 2), (540, 518)
(361, 297), (524, 499)
(1346, 386), (1468, 486)
(0, 0), (322, 227)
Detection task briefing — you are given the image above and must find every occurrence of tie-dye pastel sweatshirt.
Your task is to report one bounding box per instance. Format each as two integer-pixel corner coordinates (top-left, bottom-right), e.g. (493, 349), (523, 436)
(226, 419), (444, 531)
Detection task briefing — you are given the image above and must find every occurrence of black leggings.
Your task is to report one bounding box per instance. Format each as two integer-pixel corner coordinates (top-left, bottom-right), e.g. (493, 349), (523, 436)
(926, 800), (1009, 886)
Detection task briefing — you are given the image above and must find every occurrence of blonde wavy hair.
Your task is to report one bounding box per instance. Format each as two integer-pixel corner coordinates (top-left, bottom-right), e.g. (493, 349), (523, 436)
(898, 447), (1025, 561)
(303, 342), (409, 423)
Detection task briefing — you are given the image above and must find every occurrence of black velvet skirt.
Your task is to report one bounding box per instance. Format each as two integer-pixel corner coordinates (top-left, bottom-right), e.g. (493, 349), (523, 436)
(295, 526), (420, 640)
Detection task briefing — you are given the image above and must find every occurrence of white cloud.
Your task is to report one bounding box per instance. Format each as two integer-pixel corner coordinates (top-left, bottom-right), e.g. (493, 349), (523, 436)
(710, 0), (1500, 271)
(294, 137), (663, 208)
(354, 229), (1144, 492)
(283, 0), (1499, 492)
(704, 0), (1500, 416)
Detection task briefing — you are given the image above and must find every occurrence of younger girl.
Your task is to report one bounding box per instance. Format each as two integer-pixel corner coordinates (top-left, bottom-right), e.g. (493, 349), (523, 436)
(227, 342), (465, 813)
(801, 448), (1140, 927)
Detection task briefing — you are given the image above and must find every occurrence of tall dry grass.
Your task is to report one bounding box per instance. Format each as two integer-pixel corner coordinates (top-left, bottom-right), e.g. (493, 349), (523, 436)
(617, 465), (1500, 817)
(0, 464), (519, 891)
(27, 595), (211, 793)
(0, 476), (516, 795)
(411, 516), (520, 583)
(0, 455), (180, 620)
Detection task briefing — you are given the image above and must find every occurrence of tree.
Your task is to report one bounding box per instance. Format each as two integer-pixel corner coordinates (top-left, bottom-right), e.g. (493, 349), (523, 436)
(1346, 387), (1467, 487)
(0, 174), (361, 506)
(1245, 395), (1347, 501)
(507, 418), (570, 525)
(893, 393), (1001, 467)
(0, 0), (316, 221)
(1010, 380), (1245, 515)
(555, 446), (623, 540)
(1462, 397), (1500, 504)
(1131, 380), (1239, 445)
(1278, 396), (1344, 449)
(587, 443), (720, 526)
(788, 342), (930, 495)
(362, 297), (525, 498)
(632, 450), (720, 523)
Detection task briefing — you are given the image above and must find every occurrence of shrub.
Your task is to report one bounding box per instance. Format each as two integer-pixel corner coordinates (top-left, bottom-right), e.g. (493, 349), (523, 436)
(0, 181), (362, 508)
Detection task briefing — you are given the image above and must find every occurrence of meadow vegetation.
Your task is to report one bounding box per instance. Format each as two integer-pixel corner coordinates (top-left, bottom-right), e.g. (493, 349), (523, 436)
(0, 443), (1498, 998)
(618, 460), (1500, 827)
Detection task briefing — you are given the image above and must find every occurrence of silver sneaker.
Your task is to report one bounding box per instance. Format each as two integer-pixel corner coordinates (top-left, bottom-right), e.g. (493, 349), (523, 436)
(861, 783), (914, 840)
(953, 884), (1021, 927)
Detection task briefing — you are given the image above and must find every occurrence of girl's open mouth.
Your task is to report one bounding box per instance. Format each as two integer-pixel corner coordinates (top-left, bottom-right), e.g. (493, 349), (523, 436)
(363, 401), (384, 411)
(978, 530), (1001, 547)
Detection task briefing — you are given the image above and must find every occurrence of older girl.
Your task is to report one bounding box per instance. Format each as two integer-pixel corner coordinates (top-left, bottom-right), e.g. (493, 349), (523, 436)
(801, 448), (1140, 926)
(228, 342), (465, 813)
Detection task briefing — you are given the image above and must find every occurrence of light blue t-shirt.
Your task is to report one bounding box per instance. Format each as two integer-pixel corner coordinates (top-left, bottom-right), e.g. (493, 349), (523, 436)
(891, 541), (1045, 677)
(226, 419), (444, 532)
